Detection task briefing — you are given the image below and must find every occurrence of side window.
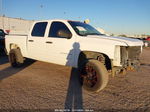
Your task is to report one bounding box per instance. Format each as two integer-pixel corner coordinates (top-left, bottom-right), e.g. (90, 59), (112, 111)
(31, 22), (47, 37)
(49, 22), (71, 38)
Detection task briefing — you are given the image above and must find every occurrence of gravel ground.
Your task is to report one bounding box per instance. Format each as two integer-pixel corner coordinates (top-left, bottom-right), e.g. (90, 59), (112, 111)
(0, 48), (150, 112)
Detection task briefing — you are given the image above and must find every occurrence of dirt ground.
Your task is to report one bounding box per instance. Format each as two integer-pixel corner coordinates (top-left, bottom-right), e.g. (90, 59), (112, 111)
(0, 48), (150, 112)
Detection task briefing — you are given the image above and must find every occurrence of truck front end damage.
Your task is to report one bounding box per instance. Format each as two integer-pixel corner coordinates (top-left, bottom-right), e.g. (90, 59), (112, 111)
(121, 46), (141, 69)
(113, 46), (142, 76)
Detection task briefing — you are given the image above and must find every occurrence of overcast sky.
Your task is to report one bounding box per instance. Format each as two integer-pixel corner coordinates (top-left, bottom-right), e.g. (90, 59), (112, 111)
(1, 0), (150, 35)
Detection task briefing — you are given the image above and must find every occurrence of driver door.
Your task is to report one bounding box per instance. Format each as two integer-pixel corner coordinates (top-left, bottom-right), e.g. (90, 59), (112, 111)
(45, 21), (75, 66)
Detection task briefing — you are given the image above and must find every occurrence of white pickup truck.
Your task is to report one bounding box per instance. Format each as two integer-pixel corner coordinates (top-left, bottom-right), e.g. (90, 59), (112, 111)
(5, 19), (143, 92)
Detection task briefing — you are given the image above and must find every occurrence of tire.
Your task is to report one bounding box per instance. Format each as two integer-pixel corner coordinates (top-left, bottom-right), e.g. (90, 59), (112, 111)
(4, 48), (7, 55)
(9, 49), (24, 67)
(80, 59), (109, 92)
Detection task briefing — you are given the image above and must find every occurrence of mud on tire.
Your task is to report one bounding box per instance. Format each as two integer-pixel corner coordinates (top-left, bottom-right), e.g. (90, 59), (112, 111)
(9, 49), (24, 67)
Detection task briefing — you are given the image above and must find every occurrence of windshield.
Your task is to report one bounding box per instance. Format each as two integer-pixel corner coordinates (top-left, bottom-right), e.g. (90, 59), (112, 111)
(68, 21), (102, 36)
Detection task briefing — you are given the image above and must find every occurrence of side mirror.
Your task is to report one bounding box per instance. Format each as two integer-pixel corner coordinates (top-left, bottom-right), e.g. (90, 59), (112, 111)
(57, 30), (72, 39)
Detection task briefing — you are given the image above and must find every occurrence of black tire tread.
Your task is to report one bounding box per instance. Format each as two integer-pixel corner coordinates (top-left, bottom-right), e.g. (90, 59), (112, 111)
(82, 59), (109, 92)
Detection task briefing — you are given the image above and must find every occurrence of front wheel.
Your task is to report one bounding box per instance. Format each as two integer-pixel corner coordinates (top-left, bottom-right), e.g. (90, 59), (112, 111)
(80, 59), (109, 92)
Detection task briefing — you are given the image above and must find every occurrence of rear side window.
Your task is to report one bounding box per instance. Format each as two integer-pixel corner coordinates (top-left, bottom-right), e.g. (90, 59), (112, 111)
(31, 22), (47, 37)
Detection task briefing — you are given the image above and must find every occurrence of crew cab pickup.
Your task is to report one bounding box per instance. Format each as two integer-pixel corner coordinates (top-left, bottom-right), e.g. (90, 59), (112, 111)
(5, 20), (143, 92)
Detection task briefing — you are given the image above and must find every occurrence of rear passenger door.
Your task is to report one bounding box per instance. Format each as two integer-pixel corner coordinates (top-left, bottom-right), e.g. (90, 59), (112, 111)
(28, 22), (48, 61)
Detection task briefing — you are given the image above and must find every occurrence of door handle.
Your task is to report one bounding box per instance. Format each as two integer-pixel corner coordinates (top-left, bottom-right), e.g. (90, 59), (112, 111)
(29, 40), (34, 42)
(46, 41), (53, 44)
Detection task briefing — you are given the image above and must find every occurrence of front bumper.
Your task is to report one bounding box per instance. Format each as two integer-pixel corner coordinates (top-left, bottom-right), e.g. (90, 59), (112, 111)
(120, 46), (141, 69)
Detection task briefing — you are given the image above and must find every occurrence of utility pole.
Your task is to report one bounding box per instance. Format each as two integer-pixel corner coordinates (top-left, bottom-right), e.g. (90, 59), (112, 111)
(0, 0), (2, 16)
(40, 4), (43, 20)
(0, 0), (4, 29)
(0, 0), (2, 29)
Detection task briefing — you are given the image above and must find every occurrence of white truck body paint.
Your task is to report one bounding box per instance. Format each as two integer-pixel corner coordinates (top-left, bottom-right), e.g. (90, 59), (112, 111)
(5, 19), (143, 68)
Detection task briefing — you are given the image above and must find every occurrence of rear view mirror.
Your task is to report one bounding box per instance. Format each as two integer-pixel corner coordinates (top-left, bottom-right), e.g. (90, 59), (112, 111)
(57, 30), (72, 39)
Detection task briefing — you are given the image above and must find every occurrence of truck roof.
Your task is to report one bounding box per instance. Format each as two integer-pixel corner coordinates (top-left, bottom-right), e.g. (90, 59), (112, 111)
(33, 19), (81, 23)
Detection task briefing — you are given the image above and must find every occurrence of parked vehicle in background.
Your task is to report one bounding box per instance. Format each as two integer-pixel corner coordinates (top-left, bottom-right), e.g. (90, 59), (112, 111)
(146, 37), (150, 41)
(5, 19), (143, 92)
(0, 29), (7, 54)
(142, 37), (150, 47)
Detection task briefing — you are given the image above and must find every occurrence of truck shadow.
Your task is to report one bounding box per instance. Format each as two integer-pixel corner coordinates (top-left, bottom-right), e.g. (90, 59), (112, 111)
(0, 59), (35, 81)
(64, 68), (83, 110)
(64, 42), (83, 110)
(0, 55), (9, 65)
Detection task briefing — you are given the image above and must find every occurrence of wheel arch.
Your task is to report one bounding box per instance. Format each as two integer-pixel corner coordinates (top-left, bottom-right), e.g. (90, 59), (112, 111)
(78, 51), (112, 70)
(9, 43), (20, 50)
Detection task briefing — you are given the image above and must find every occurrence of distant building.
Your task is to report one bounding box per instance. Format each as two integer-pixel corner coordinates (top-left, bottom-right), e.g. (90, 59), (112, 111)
(125, 34), (150, 39)
(0, 16), (33, 33)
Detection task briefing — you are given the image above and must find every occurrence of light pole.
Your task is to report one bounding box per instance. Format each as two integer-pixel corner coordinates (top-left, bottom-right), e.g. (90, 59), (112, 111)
(0, 0), (2, 16)
(40, 4), (43, 20)
(0, 0), (4, 29)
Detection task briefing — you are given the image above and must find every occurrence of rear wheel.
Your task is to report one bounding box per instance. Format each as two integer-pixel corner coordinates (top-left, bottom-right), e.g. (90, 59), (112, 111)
(9, 49), (24, 67)
(80, 59), (109, 92)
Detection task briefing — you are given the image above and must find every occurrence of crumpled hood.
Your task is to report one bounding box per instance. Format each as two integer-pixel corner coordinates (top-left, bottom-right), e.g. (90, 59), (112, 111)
(86, 35), (143, 46)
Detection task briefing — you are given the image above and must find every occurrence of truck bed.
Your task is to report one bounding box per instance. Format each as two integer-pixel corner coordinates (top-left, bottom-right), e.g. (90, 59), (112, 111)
(5, 35), (28, 57)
